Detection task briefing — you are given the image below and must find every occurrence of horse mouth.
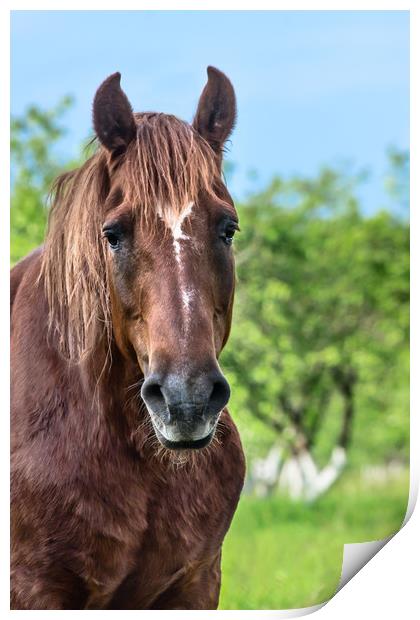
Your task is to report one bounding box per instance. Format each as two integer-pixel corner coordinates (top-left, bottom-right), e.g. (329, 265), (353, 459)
(153, 426), (215, 451)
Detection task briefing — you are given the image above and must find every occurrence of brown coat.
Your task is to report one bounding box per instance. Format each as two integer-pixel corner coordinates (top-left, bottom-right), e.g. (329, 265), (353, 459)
(11, 250), (245, 609)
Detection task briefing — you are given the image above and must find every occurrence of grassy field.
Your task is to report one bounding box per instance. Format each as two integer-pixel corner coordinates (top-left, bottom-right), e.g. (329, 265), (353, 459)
(219, 468), (409, 610)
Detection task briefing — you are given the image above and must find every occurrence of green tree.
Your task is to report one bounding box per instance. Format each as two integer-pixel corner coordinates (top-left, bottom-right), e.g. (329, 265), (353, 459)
(384, 147), (409, 217)
(10, 96), (76, 264)
(222, 161), (409, 494)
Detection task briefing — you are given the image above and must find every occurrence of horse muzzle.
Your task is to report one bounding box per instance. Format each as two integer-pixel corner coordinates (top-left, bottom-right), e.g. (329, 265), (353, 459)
(141, 369), (230, 450)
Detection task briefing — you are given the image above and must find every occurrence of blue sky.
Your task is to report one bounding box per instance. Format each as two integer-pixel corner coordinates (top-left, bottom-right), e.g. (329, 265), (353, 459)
(11, 10), (409, 210)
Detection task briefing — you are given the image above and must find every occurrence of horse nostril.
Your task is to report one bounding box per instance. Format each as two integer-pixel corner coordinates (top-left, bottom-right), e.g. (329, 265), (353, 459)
(141, 377), (166, 412)
(145, 383), (163, 401)
(208, 376), (231, 416)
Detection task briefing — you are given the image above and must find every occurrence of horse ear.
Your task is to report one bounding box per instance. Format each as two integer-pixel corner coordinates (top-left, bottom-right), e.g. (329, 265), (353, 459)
(93, 72), (136, 153)
(193, 66), (236, 155)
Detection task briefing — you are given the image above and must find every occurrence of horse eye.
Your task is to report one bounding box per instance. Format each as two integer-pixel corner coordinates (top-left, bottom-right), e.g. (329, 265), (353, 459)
(221, 225), (238, 246)
(224, 231), (235, 245)
(103, 230), (120, 250)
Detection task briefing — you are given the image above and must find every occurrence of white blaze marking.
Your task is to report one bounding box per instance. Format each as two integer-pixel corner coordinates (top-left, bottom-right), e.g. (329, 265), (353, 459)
(157, 202), (195, 333)
(182, 288), (194, 313)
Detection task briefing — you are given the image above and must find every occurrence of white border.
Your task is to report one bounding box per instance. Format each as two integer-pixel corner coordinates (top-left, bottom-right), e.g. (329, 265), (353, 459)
(2, 2), (417, 617)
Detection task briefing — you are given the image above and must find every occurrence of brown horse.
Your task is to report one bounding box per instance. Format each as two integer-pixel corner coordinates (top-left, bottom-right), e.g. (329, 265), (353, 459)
(10, 67), (245, 610)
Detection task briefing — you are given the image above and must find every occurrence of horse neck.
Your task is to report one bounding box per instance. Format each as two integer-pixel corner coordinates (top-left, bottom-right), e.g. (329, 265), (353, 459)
(78, 342), (147, 449)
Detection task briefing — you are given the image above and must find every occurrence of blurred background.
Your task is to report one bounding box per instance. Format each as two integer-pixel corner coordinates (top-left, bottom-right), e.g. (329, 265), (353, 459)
(11, 10), (409, 610)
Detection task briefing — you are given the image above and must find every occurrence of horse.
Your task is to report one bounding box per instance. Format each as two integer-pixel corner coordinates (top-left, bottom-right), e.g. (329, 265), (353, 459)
(10, 67), (245, 610)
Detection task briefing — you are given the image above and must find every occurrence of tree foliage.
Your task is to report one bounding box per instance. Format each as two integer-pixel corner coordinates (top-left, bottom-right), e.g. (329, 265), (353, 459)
(222, 163), (409, 467)
(10, 96), (76, 263)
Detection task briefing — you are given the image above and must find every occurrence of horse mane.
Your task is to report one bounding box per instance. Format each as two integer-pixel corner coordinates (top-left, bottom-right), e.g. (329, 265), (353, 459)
(41, 113), (220, 363)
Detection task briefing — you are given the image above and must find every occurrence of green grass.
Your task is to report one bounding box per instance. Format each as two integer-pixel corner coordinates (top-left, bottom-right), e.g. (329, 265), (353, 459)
(219, 468), (409, 610)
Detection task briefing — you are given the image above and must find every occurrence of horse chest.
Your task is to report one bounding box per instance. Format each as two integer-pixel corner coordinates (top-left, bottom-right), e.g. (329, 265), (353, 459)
(82, 467), (215, 555)
(82, 450), (240, 608)
(110, 467), (234, 608)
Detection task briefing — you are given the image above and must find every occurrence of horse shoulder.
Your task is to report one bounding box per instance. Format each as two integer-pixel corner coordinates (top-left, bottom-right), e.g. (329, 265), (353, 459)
(10, 247), (44, 317)
(215, 409), (246, 511)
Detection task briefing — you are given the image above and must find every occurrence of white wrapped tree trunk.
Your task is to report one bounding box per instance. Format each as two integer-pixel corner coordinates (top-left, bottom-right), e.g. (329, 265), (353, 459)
(278, 446), (347, 501)
(250, 444), (347, 501)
